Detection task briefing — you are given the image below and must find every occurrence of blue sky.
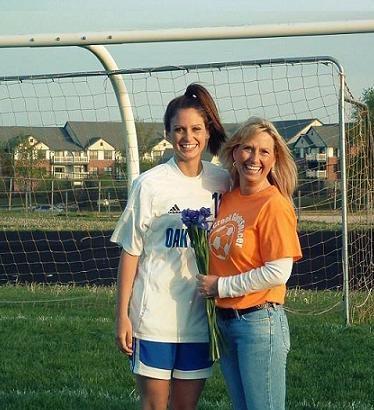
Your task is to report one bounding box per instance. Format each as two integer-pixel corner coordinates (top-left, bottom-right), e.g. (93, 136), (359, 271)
(0, 0), (374, 98)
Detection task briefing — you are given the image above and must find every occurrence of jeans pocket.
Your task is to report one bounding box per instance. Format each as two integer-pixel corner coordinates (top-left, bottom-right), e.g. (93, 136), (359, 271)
(240, 307), (269, 323)
(279, 310), (291, 353)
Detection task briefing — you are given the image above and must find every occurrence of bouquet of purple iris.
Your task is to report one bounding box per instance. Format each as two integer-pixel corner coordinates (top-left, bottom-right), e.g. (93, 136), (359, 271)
(181, 207), (222, 361)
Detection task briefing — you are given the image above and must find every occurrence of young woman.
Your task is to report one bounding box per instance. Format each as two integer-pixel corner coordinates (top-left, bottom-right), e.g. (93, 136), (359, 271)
(111, 83), (229, 410)
(197, 117), (302, 410)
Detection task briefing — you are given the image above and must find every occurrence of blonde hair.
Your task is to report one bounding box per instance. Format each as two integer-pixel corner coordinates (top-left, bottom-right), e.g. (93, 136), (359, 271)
(220, 117), (298, 201)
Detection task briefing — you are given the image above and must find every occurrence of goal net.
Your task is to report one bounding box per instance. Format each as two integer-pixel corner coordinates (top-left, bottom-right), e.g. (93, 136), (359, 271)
(0, 57), (372, 320)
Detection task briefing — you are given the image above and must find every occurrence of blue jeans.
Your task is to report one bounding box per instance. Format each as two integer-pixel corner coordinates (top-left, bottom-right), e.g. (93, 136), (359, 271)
(217, 304), (290, 410)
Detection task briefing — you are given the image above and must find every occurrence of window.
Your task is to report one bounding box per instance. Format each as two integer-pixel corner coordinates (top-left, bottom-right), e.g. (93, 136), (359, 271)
(104, 150), (112, 160)
(104, 167), (112, 174)
(90, 150), (98, 160)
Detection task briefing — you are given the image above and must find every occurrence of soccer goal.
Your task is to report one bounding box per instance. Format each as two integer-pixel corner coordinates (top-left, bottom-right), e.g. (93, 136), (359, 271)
(0, 55), (372, 322)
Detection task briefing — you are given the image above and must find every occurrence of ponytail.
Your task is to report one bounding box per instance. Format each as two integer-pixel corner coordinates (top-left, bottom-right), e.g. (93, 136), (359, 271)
(164, 83), (226, 155)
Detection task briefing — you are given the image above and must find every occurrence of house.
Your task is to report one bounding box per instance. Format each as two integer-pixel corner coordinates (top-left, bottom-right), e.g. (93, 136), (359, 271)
(0, 126), (74, 177)
(0, 120), (177, 184)
(0, 118), (341, 186)
(143, 137), (173, 162)
(294, 124), (340, 180)
(223, 119), (323, 145)
(273, 119), (323, 145)
(64, 121), (127, 177)
(0, 122), (127, 183)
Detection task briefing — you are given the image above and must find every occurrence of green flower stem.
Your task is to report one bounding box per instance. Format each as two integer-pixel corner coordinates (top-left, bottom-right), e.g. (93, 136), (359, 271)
(187, 226), (223, 361)
(206, 297), (222, 361)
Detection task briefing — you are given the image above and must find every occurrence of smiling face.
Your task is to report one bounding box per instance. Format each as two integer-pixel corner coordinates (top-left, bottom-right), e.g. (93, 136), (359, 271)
(167, 108), (209, 175)
(233, 130), (276, 195)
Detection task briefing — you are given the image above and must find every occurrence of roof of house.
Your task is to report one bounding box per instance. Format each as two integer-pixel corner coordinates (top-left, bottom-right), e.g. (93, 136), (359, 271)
(294, 133), (315, 148)
(306, 124), (340, 148)
(0, 119), (333, 155)
(223, 123), (239, 137)
(0, 126), (77, 151)
(64, 121), (128, 150)
(222, 119), (322, 144)
(136, 122), (164, 140)
(273, 119), (322, 143)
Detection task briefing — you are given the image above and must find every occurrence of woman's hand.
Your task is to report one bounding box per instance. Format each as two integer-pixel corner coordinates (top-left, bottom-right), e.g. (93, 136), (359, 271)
(196, 273), (219, 298)
(116, 315), (133, 356)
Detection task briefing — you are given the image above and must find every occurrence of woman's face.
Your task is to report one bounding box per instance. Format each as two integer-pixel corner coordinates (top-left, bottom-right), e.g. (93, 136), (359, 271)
(167, 108), (209, 164)
(233, 130), (276, 194)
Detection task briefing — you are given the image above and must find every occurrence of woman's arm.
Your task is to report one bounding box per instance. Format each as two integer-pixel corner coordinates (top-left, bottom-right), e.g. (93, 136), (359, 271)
(115, 250), (139, 355)
(218, 258), (293, 298)
(197, 258), (293, 298)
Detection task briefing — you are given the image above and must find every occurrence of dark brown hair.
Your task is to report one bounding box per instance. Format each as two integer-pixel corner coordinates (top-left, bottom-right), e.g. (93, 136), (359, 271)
(163, 83), (226, 155)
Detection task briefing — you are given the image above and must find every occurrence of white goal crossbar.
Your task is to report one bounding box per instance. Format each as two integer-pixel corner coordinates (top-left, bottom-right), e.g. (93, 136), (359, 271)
(0, 20), (373, 47)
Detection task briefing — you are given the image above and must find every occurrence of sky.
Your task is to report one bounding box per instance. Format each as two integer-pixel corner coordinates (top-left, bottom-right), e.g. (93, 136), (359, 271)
(0, 0), (374, 100)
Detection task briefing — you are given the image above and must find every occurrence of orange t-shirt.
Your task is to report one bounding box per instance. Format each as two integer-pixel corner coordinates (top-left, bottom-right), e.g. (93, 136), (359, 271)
(209, 185), (302, 309)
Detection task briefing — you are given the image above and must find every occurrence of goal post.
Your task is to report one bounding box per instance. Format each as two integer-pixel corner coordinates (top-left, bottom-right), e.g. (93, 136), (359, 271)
(84, 45), (139, 189)
(0, 24), (373, 323)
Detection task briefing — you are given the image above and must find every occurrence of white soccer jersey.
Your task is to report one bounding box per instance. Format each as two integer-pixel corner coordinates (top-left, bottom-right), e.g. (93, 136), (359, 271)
(111, 157), (229, 342)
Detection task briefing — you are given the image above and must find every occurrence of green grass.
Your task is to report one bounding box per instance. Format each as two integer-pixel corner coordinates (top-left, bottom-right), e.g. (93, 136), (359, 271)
(1, 285), (373, 409)
(0, 211), (119, 231)
(0, 211), (365, 232)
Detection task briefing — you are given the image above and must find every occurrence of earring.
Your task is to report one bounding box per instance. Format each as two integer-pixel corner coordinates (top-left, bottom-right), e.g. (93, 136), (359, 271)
(232, 161), (237, 168)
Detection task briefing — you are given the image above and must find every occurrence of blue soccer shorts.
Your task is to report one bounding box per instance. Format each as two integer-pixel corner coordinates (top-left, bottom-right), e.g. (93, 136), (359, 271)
(130, 338), (213, 380)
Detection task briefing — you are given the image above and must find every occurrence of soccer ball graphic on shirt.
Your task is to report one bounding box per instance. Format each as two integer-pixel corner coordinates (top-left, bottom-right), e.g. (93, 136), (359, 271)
(209, 222), (236, 260)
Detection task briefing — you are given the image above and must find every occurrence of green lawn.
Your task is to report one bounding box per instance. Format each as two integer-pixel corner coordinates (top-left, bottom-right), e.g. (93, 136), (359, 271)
(1, 285), (373, 410)
(0, 211), (118, 231)
(0, 210), (363, 232)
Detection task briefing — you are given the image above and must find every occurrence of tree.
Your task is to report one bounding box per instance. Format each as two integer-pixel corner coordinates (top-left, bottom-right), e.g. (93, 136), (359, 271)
(0, 134), (48, 191)
(13, 135), (47, 178)
(346, 87), (374, 209)
(116, 120), (162, 177)
(361, 86), (374, 125)
(0, 148), (7, 177)
(360, 87), (374, 181)
(135, 120), (160, 158)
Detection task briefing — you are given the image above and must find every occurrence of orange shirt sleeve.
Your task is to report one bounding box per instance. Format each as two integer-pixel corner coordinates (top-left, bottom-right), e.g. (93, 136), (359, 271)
(258, 195), (302, 262)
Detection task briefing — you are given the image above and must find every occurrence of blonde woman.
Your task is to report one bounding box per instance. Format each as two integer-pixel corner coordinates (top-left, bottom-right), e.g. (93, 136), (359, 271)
(198, 117), (302, 410)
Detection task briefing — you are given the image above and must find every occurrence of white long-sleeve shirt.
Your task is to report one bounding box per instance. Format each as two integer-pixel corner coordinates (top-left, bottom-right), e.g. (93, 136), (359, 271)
(218, 258), (293, 298)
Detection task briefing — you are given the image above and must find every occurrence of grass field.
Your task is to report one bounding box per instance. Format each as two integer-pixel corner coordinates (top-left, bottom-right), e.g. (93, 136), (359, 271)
(1, 285), (373, 410)
(0, 210), (348, 232)
(0, 211), (118, 232)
